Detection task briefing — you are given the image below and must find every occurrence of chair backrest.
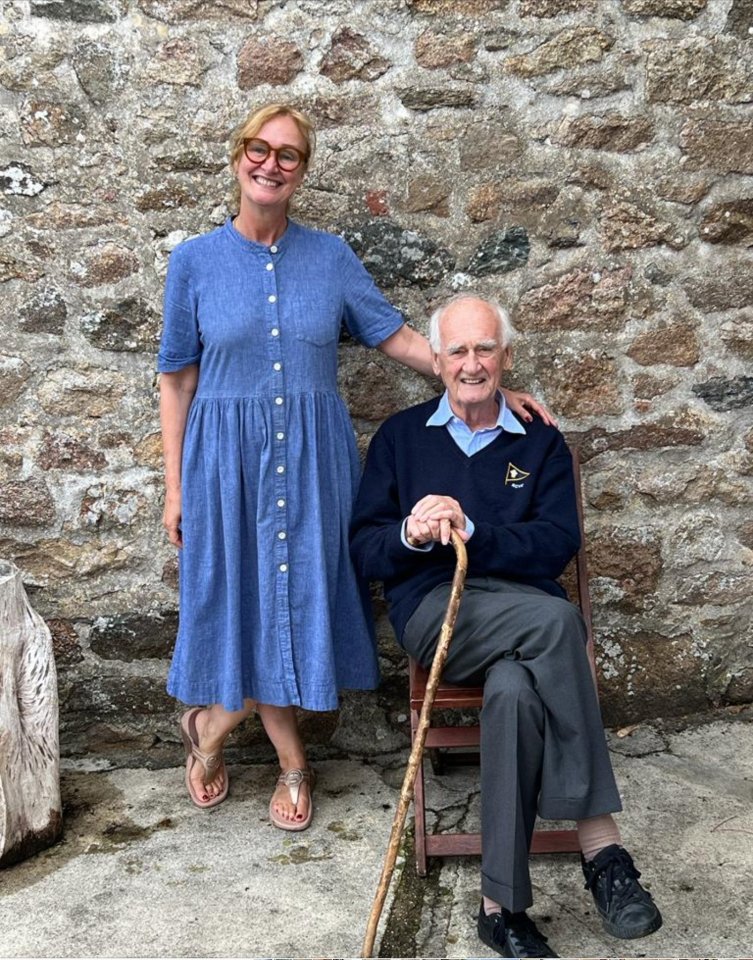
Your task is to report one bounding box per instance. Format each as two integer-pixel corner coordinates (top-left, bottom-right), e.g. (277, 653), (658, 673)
(570, 448), (597, 687)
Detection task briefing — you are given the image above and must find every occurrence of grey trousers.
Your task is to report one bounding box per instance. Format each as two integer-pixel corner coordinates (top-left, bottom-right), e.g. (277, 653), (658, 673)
(402, 577), (622, 912)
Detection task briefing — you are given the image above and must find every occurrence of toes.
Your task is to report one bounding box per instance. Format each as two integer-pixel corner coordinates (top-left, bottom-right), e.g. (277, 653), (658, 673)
(190, 764), (224, 800)
(193, 776), (211, 802)
(273, 799), (296, 821)
(207, 771), (225, 798)
(272, 788), (304, 822)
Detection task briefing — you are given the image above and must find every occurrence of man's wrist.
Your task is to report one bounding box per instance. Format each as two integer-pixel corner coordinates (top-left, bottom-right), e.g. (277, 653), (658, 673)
(401, 518), (434, 552)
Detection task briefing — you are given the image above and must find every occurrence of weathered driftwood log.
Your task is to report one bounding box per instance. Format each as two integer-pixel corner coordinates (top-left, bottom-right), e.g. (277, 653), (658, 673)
(0, 560), (62, 867)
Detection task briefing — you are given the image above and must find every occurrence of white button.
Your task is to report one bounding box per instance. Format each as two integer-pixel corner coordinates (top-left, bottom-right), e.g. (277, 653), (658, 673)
(278, 531), (287, 540)
(268, 295), (276, 303)
(266, 263), (274, 271)
(271, 328), (279, 337)
(275, 396), (283, 405)
(279, 563), (288, 572)
(273, 362), (282, 371)
(277, 465), (285, 474)
(277, 498), (285, 507)
(270, 245), (278, 253)
(276, 431), (285, 440)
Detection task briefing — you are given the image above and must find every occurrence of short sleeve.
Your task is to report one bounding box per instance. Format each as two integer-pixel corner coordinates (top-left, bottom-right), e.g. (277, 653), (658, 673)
(338, 241), (405, 348)
(157, 245), (202, 373)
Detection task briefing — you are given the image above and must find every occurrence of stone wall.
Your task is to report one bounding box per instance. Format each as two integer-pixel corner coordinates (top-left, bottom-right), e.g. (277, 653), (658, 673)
(1, 0), (752, 763)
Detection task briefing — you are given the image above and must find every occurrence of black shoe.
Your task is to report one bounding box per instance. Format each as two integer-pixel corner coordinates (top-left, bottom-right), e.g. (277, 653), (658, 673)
(477, 901), (559, 958)
(581, 844), (663, 939)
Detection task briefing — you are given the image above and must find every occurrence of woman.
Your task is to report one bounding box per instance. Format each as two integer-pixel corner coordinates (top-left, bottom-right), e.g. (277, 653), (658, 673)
(159, 103), (551, 829)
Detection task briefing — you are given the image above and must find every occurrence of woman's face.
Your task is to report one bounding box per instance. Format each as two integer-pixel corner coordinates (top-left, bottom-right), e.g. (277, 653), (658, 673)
(235, 114), (307, 215)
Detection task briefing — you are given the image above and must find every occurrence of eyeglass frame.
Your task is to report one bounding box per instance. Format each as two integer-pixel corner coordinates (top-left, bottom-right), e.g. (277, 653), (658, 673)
(242, 137), (308, 172)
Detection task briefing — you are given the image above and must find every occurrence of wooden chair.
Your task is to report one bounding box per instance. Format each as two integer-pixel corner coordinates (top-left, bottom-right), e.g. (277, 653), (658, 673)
(408, 449), (596, 876)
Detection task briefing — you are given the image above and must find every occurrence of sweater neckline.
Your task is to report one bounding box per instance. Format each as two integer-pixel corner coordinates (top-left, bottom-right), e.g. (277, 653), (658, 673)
(425, 398), (516, 460)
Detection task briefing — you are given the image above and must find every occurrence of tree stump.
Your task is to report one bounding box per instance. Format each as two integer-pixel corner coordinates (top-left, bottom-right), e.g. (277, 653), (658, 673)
(0, 560), (62, 867)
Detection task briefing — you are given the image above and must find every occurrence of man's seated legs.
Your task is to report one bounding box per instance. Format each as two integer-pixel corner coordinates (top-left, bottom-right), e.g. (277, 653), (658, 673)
(480, 657), (544, 913)
(404, 578), (622, 827)
(402, 577), (661, 956)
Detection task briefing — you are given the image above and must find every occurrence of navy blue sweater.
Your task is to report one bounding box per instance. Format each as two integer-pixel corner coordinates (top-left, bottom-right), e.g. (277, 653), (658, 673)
(350, 398), (580, 642)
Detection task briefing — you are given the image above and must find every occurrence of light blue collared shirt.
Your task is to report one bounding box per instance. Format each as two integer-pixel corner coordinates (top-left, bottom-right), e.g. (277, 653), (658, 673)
(426, 389), (527, 454)
(402, 390), (527, 550)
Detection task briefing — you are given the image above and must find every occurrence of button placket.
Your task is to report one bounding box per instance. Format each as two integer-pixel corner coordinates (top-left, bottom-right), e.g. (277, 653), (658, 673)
(266, 243), (292, 650)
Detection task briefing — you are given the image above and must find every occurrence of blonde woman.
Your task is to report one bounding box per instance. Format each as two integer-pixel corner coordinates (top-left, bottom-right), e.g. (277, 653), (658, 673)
(158, 103), (551, 830)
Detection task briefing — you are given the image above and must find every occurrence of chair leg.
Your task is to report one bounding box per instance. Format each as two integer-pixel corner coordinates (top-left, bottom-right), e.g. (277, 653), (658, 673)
(428, 747), (445, 775)
(411, 707), (429, 877)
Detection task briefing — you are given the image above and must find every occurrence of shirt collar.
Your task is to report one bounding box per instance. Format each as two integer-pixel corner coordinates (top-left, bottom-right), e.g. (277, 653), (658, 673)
(427, 390), (526, 435)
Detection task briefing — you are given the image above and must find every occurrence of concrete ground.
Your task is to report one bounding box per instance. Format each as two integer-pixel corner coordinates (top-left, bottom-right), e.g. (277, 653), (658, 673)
(1, 710), (752, 959)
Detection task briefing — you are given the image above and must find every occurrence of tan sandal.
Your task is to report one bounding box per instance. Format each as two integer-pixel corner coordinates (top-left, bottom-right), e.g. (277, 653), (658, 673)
(180, 708), (229, 809)
(268, 767), (316, 831)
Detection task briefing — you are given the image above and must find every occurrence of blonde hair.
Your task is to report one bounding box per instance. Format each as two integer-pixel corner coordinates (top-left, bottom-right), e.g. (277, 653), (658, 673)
(229, 103), (316, 171)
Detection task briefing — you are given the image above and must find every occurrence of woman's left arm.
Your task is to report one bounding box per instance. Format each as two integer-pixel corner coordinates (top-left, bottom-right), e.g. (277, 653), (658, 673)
(376, 324), (557, 426)
(376, 323), (434, 376)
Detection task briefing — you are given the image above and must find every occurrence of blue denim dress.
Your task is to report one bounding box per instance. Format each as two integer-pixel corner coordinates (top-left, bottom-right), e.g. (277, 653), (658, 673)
(158, 218), (404, 711)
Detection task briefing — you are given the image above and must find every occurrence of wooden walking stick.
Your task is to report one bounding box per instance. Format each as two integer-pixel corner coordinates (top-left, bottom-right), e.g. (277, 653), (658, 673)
(362, 530), (468, 958)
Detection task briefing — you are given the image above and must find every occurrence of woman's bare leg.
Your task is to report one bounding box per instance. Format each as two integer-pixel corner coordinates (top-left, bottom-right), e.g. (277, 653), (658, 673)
(257, 703), (311, 824)
(189, 699), (256, 802)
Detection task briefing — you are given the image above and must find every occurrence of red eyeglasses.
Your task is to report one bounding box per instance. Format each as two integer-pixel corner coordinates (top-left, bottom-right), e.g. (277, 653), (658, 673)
(243, 138), (307, 172)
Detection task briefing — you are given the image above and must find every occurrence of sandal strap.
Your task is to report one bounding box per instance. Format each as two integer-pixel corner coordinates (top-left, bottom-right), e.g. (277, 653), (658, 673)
(191, 746), (223, 781)
(276, 767), (315, 806)
(186, 708), (224, 782)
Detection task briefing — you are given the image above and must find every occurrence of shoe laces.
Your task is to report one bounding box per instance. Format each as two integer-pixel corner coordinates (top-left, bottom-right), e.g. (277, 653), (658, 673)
(584, 846), (651, 912)
(507, 912), (552, 955)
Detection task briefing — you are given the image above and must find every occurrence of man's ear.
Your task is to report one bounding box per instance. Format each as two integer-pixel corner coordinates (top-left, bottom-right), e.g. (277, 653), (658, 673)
(431, 352), (442, 377)
(502, 346), (513, 370)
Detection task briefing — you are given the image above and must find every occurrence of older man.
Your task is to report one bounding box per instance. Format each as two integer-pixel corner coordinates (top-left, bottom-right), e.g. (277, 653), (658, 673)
(350, 296), (661, 958)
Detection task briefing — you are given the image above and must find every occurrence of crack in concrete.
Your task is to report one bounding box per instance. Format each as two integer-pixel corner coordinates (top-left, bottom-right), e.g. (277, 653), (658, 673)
(378, 825), (439, 958)
(414, 778), (479, 957)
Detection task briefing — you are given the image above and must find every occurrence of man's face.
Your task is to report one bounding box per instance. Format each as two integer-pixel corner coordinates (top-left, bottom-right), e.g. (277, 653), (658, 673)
(432, 299), (511, 421)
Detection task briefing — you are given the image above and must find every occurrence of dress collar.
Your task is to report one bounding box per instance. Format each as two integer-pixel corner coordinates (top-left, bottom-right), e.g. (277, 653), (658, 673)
(223, 216), (297, 252)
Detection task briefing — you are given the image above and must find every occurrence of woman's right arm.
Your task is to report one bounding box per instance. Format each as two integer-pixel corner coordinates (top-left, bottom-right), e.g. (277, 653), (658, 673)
(160, 365), (199, 548)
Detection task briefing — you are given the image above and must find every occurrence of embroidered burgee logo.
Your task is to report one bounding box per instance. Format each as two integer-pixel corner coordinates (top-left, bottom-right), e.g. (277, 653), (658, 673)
(505, 462), (531, 486)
